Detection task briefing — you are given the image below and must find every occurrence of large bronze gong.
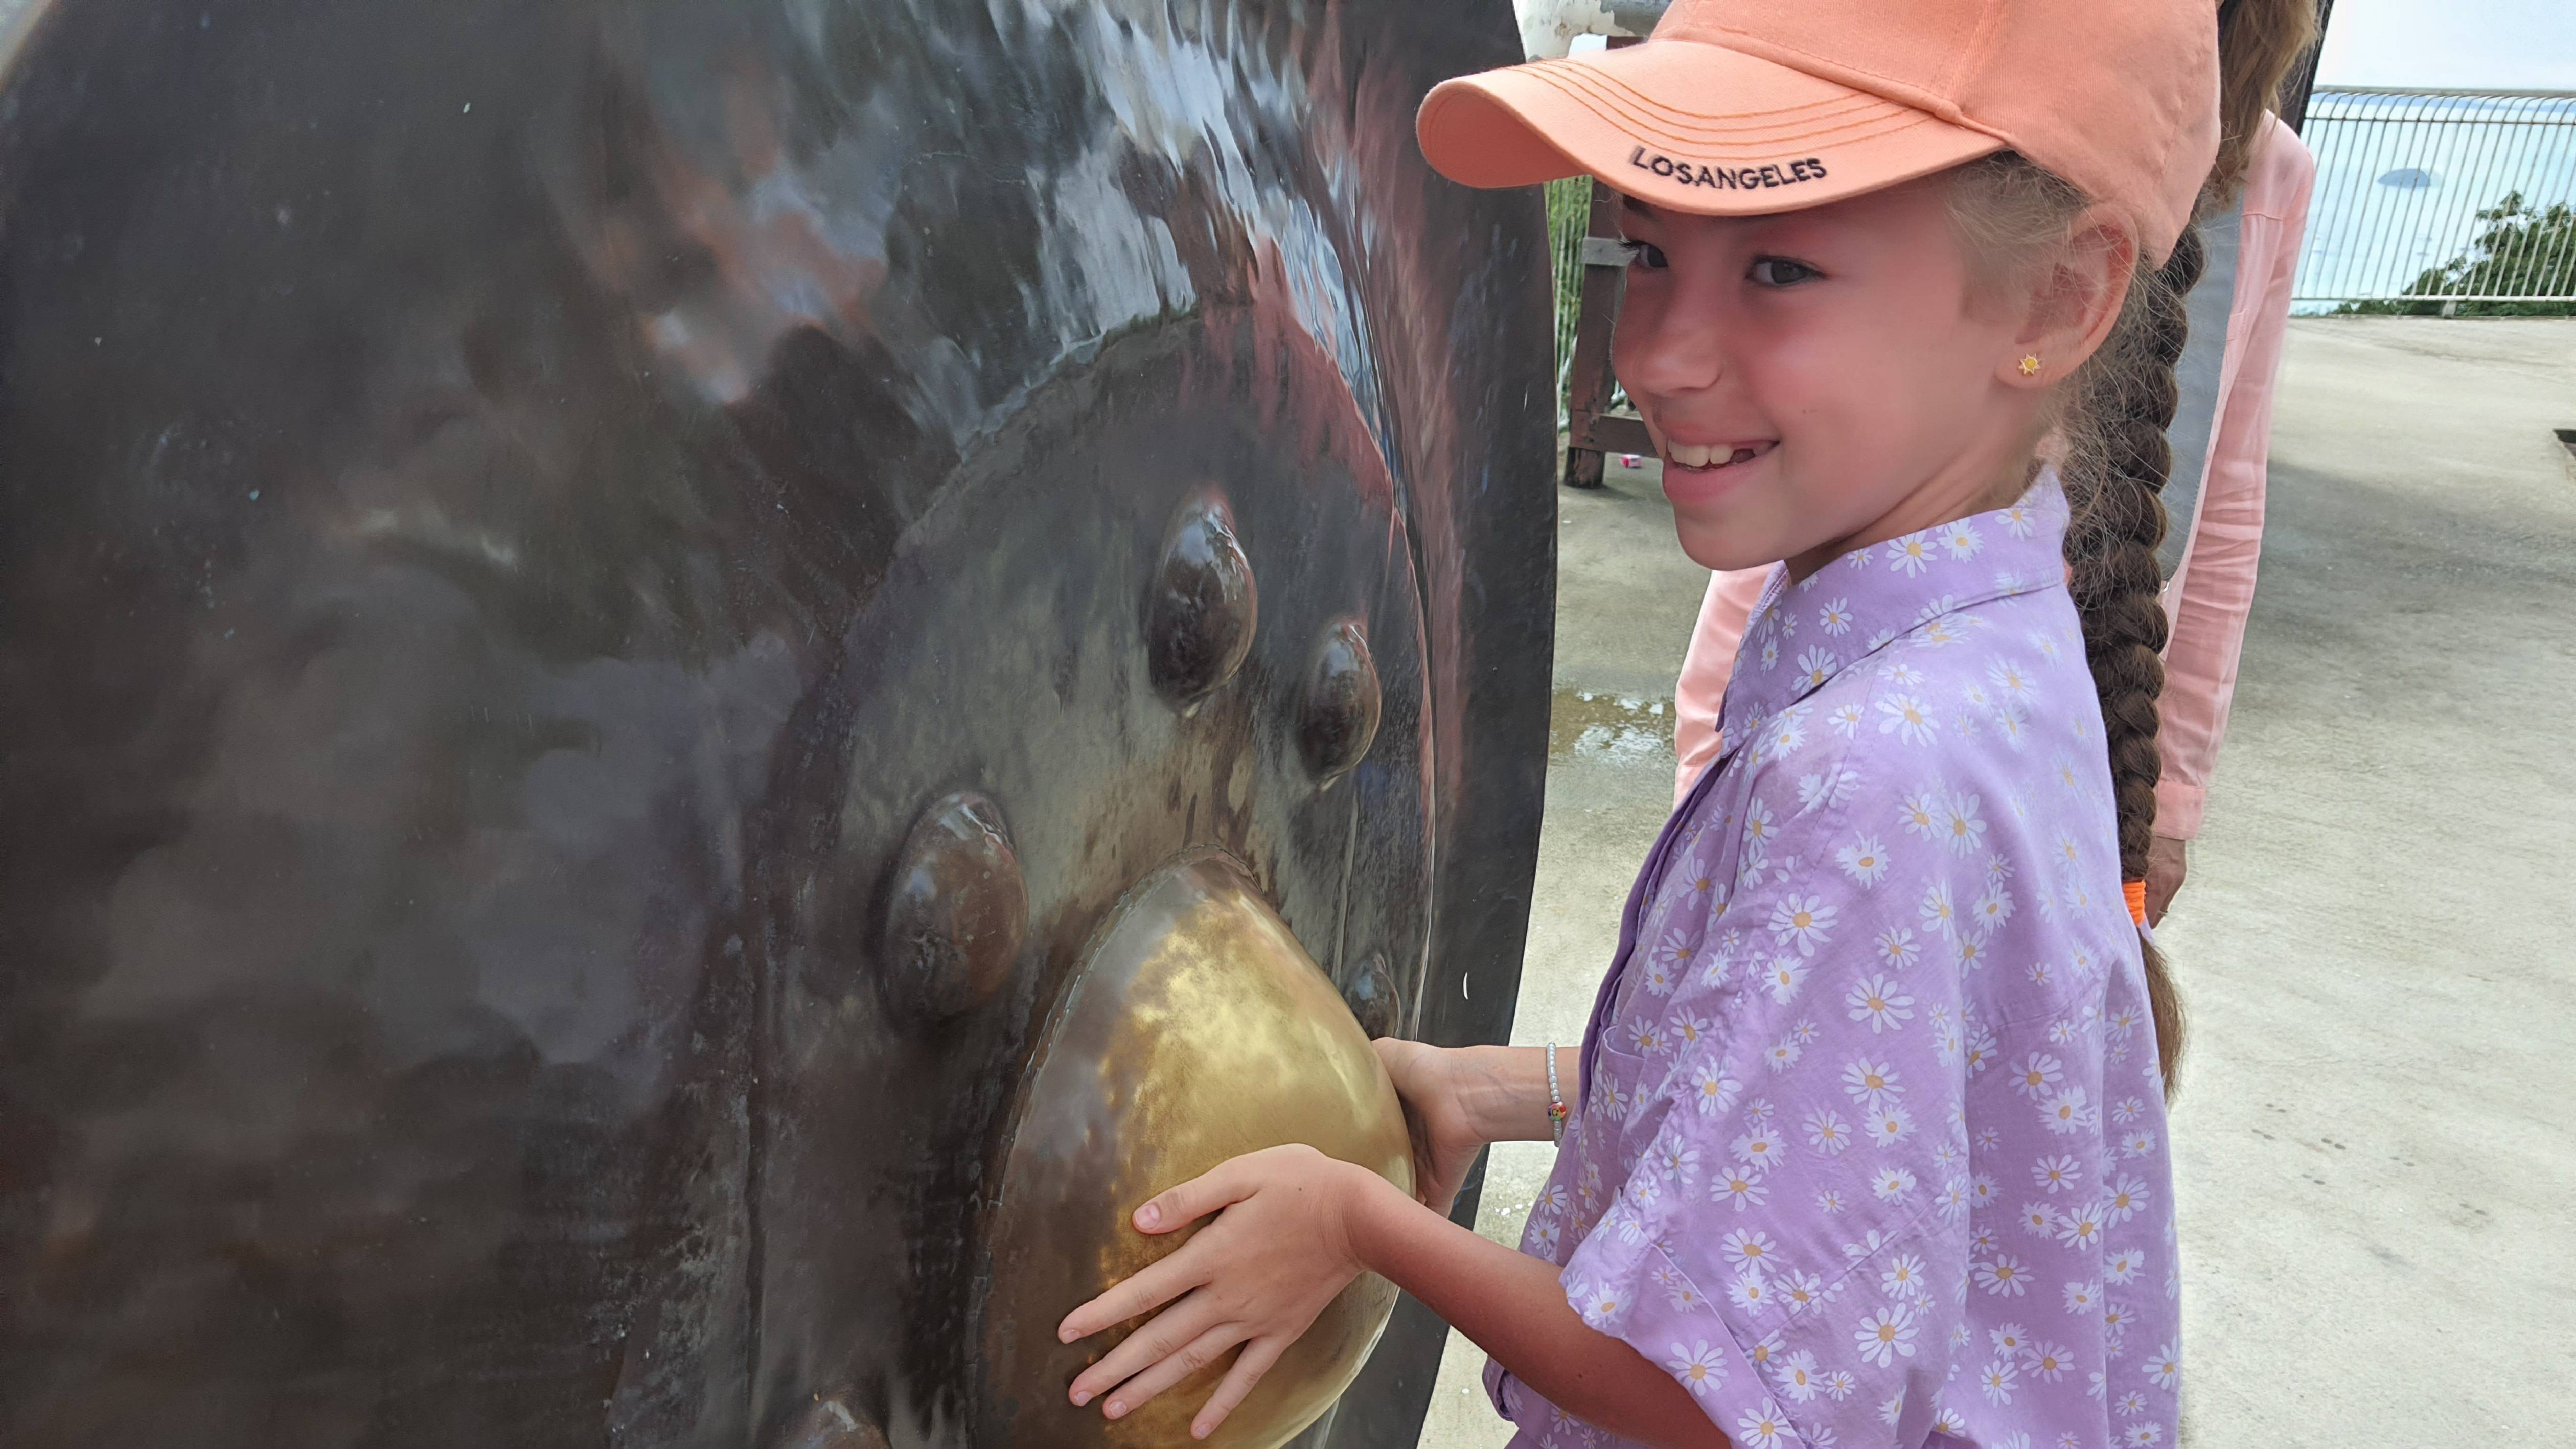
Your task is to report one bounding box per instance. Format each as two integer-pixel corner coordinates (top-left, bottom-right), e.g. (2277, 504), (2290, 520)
(0, 1), (1554, 1446)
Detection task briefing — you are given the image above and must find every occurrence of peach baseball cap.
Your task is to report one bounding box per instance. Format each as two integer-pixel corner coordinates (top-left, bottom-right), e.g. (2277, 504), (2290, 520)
(1417, 0), (2219, 263)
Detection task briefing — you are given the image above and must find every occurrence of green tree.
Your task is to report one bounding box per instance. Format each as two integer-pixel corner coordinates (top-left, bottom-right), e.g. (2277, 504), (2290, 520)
(2341, 190), (2576, 317)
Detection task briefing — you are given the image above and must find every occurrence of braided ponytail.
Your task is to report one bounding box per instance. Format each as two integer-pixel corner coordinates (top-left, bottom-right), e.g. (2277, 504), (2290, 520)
(1949, 152), (2206, 1098)
(2061, 226), (2204, 1099)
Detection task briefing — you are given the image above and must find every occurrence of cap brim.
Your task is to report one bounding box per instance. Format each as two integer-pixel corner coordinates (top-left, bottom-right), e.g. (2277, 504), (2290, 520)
(1418, 40), (2004, 216)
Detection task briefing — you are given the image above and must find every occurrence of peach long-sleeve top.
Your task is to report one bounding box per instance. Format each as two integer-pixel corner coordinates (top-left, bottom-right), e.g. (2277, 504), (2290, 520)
(1673, 117), (2317, 841)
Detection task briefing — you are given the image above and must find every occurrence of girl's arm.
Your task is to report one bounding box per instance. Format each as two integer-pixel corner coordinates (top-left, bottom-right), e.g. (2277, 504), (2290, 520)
(1347, 1169), (1732, 1449)
(1057, 1147), (1730, 1449)
(1373, 1040), (1577, 1211)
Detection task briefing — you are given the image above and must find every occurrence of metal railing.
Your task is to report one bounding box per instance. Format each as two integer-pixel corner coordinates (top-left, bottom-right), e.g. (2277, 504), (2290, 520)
(2293, 87), (2576, 309)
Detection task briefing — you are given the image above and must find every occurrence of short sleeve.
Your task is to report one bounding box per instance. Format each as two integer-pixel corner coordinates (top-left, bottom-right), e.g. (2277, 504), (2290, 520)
(1561, 674), (1976, 1448)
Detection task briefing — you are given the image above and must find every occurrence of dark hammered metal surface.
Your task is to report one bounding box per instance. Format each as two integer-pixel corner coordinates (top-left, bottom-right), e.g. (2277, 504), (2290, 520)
(0, 0), (1556, 1446)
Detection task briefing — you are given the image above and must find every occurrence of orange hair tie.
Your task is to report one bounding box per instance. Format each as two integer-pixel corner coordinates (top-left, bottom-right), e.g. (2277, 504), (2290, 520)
(2122, 879), (2148, 928)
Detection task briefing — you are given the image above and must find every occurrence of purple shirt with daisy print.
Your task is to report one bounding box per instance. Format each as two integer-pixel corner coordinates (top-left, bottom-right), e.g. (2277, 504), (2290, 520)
(1484, 479), (2180, 1449)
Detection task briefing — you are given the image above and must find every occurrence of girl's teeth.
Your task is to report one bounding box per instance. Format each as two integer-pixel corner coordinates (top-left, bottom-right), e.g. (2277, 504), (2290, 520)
(1668, 442), (1762, 469)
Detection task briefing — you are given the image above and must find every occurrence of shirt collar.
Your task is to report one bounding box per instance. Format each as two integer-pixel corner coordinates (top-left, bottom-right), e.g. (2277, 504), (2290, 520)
(1717, 475), (2072, 747)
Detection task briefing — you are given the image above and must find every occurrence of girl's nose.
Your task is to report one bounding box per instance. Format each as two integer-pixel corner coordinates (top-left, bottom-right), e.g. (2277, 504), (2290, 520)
(1613, 287), (1726, 402)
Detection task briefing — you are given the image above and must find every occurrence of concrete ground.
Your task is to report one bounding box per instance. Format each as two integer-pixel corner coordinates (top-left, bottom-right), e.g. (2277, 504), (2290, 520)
(1413, 318), (2576, 1447)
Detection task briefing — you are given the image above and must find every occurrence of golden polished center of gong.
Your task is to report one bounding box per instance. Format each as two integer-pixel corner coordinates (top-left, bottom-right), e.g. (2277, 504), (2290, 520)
(978, 851), (1415, 1449)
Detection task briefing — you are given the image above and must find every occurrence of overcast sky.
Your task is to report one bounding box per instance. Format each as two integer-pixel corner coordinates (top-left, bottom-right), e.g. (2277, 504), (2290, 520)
(2316, 0), (2576, 89)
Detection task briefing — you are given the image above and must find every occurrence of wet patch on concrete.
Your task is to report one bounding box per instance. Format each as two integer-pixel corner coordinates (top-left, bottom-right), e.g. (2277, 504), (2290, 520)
(1548, 688), (1673, 765)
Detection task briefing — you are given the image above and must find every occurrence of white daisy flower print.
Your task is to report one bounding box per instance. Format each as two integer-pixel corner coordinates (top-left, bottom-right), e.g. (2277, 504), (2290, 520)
(2101, 1299), (2135, 1345)
(1728, 1267), (1773, 1313)
(2032, 1154), (2085, 1193)
(1936, 1176), (1973, 1223)
(1897, 790), (1941, 839)
(1666, 1341), (1727, 1397)
(2022, 1340), (2075, 1382)
(1981, 1358), (2020, 1405)
(1721, 1227), (1777, 1268)
(2103, 1173), (2150, 1225)
(2124, 1424), (2167, 1447)
(1878, 693), (1938, 744)
(1994, 697), (2031, 750)
(1625, 1016), (1664, 1056)
(1763, 955), (1809, 1004)
(2012, 1052), (2065, 1099)
(1875, 926), (1922, 969)
(1845, 973), (1915, 1032)
(1768, 894), (1837, 956)
(2116, 1391), (2149, 1418)
(1781, 1269), (1826, 1316)
(1799, 768), (1860, 812)
(1712, 1169), (1768, 1211)
(1690, 1062), (1741, 1116)
(1842, 1056), (1903, 1111)
(1736, 1400), (1795, 1448)
(1731, 1128), (1785, 1176)
(1772, 1349), (1824, 1403)
(1971, 883), (2016, 931)
(1938, 790), (1987, 854)
(1880, 1254), (1928, 1299)
(1854, 1304), (1917, 1366)
(1820, 597), (1853, 634)
(1919, 881), (1960, 936)
(1863, 1107), (1915, 1149)
(1572, 1278), (1621, 1326)
(1837, 833), (1892, 885)
(1975, 1255), (2032, 1297)
(1792, 647), (1837, 690)
(2146, 1342), (2180, 1390)
(2120, 1129), (2158, 1159)
(2018, 1201), (2061, 1237)
(1827, 700), (1865, 736)
(1765, 706), (1811, 758)
(1815, 1188), (1845, 1213)
(1990, 1322), (2031, 1356)
(1741, 796), (1777, 845)
(2103, 1247), (2147, 1285)
(1805, 1108), (1853, 1155)
(1884, 532), (1936, 575)
(2000, 501), (2037, 537)
(1870, 1165), (1917, 1202)
(1655, 1141), (1702, 1185)
(2040, 1086), (2095, 1134)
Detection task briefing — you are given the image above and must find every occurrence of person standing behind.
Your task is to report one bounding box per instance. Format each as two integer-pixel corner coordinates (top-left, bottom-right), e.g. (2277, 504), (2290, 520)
(1671, 0), (2319, 929)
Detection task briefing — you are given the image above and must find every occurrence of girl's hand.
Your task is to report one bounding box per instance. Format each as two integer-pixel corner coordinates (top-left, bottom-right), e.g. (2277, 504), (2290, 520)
(1371, 1039), (1488, 1216)
(1055, 1144), (1390, 1440)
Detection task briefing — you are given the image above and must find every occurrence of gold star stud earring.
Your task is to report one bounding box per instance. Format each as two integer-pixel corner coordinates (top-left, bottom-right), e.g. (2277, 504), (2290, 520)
(2017, 353), (2044, 377)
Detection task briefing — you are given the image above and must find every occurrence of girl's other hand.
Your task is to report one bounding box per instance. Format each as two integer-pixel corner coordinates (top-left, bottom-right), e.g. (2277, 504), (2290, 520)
(2145, 833), (2188, 926)
(1054, 1144), (1393, 1440)
(1371, 1038), (1487, 1215)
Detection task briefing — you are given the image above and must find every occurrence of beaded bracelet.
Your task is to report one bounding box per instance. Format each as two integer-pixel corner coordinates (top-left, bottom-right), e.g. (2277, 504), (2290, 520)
(1545, 1042), (1569, 1144)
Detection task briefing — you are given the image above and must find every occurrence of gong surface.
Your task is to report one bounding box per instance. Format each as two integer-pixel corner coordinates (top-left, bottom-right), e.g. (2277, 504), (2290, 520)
(0, 0), (1555, 1445)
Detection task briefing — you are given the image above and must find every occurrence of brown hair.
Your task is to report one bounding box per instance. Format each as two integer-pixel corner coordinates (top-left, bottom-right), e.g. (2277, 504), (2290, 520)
(2210, 0), (2325, 205)
(1947, 155), (2200, 1097)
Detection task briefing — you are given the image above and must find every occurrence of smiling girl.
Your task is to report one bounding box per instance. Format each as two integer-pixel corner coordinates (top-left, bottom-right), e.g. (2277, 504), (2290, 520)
(1056, 2), (2219, 1446)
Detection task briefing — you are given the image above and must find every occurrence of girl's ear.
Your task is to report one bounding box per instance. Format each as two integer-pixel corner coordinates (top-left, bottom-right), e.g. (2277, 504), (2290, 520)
(1996, 208), (2139, 390)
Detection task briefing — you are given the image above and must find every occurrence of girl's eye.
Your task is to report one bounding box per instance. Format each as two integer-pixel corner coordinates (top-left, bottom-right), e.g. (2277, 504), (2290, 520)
(1750, 257), (1821, 287)
(1621, 240), (1670, 271)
